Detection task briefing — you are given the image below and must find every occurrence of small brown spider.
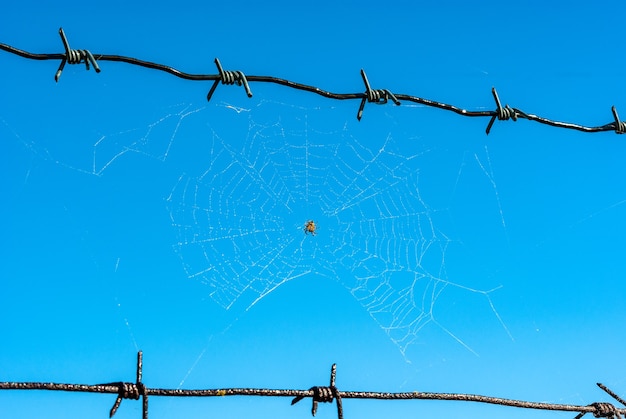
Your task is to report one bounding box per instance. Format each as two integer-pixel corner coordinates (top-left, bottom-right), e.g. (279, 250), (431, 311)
(304, 220), (317, 235)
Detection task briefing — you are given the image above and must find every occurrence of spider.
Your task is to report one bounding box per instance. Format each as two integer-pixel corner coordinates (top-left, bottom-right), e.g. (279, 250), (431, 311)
(304, 220), (317, 235)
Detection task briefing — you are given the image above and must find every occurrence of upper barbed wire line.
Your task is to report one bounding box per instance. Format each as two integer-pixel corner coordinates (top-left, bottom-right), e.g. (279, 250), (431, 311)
(0, 40), (363, 96)
(0, 29), (623, 134)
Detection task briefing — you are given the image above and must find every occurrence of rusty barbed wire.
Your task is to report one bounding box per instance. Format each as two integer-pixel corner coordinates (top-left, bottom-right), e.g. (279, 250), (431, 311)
(1, 351), (625, 419)
(0, 27), (625, 134)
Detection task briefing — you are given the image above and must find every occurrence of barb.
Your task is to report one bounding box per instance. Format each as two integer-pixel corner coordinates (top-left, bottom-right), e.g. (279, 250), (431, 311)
(206, 58), (252, 102)
(485, 87), (521, 134)
(100, 351), (147, 418)
(0, 29), (623, 132)
(291, 363), (343, 419)
(574, 403), (623, 419)
(356, 69), (400, 121)
(598, 382), (626, 407)
(611, 107), (626, 134)
(1, 351), (626, 419)
(55, 27), (100, 82)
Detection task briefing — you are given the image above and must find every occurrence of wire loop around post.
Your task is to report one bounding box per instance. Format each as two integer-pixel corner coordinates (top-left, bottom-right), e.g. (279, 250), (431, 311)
(356, 69), (400, 121)
(55, 27), (100, 82)
(206, 58), (253, 102)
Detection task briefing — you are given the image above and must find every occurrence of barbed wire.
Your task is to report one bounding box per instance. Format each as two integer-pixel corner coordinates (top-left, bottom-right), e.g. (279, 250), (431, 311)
(1, 351), (625, 419)
(1, 27), (625, 134)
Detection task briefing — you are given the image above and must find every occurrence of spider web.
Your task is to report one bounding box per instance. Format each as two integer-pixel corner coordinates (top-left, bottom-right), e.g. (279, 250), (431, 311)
(1, 90), (510, 360)
(165, 100), (511, 358)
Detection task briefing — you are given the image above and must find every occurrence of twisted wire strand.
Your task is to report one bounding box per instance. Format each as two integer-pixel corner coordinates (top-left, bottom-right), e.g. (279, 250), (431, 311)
(0, 29), (623, 134)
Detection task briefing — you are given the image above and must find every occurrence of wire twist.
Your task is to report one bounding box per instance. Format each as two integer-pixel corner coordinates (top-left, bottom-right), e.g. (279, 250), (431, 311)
(55, 27), (100, 82)
(292, 364), (343, 419)
(576, 403), (623, 419)
(611, 106), (626, 134)
(591, 402), (622, 419)
(206, 58), (252, 102)
(575, 383), (626, 419)
(109, 382), (140, 417)
(485, 87), (518, 134)
(107, 352), (148, 419)
(357, 69), (400, 120)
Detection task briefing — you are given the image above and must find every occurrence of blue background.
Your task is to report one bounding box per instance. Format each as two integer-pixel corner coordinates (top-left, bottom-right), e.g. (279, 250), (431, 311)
(2, 1), (626, 419)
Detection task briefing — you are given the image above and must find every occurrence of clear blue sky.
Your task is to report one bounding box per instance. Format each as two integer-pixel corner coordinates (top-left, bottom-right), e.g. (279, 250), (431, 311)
(2, 1), (626, 418)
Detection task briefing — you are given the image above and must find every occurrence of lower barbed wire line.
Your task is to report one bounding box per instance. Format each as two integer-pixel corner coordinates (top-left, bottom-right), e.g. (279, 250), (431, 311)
(0, 381), (623, 415)
(2, 352), (624, 419)
(0, 36), (623, 134)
